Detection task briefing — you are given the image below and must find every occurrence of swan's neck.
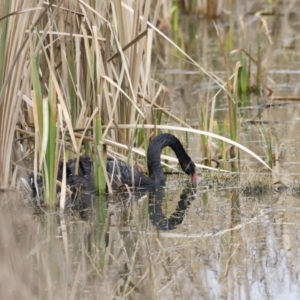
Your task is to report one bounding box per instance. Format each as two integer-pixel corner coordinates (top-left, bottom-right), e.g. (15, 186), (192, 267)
(147, 133), (191, 186)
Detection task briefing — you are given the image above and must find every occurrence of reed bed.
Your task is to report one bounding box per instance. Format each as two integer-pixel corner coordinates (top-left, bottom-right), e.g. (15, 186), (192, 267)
(1, 0), (167, 204)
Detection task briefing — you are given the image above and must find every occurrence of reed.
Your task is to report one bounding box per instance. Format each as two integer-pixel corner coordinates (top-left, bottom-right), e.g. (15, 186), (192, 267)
(95, 118), (107, 194)
(259, 124), (275, 169)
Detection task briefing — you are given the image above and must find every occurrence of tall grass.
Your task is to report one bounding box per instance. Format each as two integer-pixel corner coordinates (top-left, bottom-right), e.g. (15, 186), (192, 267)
(0, 1), (36, 189)
(0, 1), (158, 201)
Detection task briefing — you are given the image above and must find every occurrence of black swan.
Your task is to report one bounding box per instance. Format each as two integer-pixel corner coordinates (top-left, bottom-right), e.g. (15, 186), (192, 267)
(30, 133), (197, 196)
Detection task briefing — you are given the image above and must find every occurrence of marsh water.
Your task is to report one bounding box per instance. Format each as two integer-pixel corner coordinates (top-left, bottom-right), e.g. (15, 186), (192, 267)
(3, 2), (300, 299)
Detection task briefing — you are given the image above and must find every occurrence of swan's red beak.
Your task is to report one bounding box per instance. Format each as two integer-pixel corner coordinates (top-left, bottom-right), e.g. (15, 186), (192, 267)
(191, 173), (197, 187)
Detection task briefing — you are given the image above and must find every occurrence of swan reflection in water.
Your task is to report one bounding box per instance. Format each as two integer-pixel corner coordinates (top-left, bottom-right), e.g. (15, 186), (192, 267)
(30, 175), (196, 230)
(148, 186), (196, 230)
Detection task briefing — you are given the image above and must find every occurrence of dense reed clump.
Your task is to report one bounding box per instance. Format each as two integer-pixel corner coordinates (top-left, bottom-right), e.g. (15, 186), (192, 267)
(0, 1), (166, 206)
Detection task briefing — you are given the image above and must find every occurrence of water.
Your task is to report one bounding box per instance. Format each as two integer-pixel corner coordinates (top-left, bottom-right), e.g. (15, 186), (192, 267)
(2, 178), (300, 298)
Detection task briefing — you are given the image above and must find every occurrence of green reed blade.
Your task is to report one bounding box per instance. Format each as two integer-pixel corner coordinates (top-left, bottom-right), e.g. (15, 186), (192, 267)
(95, 118), (106, 194)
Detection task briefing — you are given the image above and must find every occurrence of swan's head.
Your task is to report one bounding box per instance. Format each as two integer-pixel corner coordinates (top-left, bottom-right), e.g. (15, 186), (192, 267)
(183, 161), (197, 186)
